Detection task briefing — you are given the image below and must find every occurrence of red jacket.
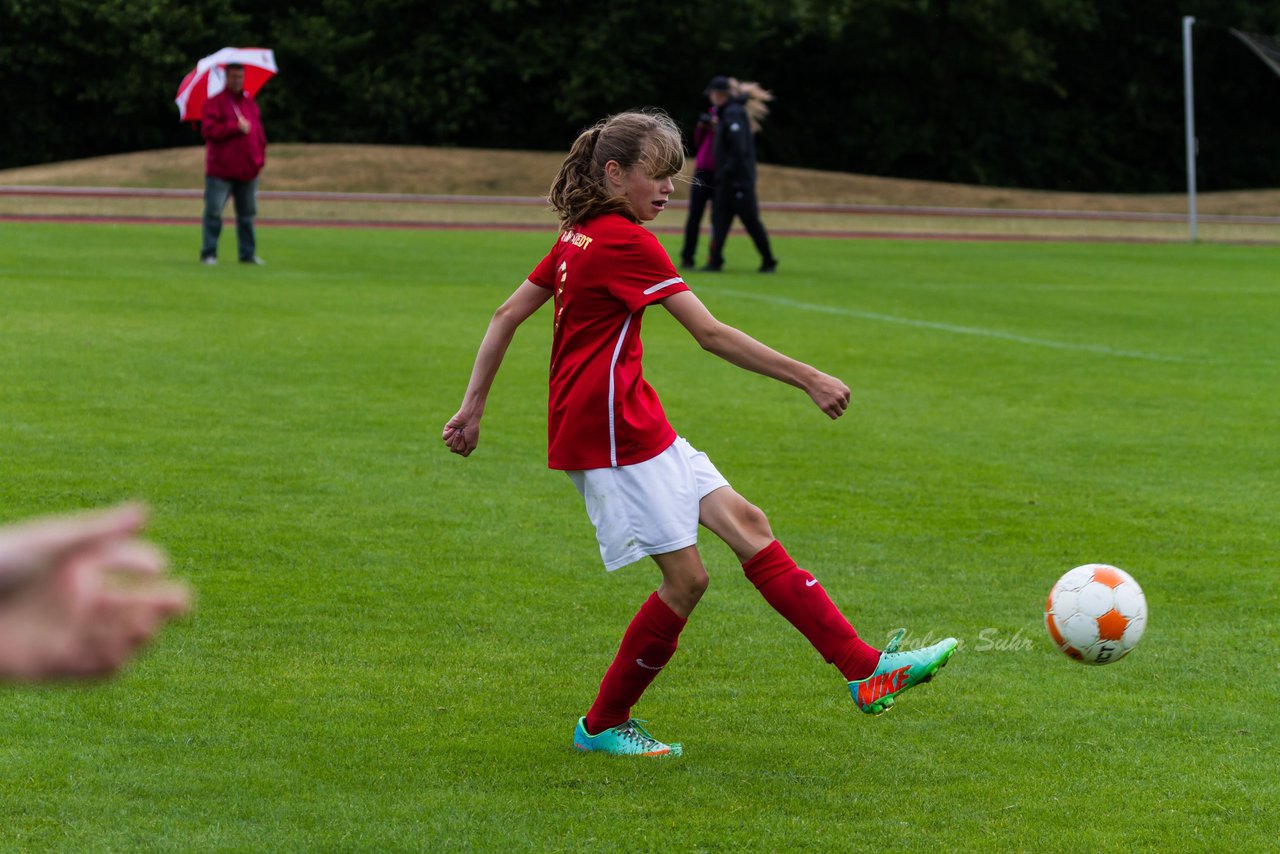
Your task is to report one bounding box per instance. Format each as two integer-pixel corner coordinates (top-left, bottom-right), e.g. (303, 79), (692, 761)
(202, 90), (267, 181)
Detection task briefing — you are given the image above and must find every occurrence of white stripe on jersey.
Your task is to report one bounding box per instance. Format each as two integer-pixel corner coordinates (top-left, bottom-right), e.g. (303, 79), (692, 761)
(643, 277), (684, 295)
(607, 313), (634, 467)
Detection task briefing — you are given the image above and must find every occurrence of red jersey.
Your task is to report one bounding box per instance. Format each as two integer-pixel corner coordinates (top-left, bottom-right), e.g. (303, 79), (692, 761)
(529, 214), (690, 470)
(202, 90), (266, 182)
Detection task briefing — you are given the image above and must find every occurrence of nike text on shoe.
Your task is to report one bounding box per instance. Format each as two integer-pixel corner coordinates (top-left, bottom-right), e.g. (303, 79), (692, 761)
(848, 628), (957, 716)
(573, 717), (683, 757)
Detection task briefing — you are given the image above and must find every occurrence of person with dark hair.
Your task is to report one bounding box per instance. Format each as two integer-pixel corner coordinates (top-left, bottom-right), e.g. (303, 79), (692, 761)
(677, 80), (721, 269)
(703, 76), (778, 273)
(200, 63), (267, 265)
(443, 110), (957, 758)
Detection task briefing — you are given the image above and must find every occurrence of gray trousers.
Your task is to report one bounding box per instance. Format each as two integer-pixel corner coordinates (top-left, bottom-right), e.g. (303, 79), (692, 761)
(201, 176), (258, 261)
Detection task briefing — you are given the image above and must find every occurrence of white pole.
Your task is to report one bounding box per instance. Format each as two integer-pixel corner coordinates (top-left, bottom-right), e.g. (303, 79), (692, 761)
(1183, 15), (1198, 242)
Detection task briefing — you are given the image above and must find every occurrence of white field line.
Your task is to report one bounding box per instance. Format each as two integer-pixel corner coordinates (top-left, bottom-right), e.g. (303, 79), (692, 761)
(708, 287), (1194, 363)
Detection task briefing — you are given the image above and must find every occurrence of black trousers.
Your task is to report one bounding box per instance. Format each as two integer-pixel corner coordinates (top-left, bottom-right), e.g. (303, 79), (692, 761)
(708, 182), (774, 268)
(679, 169), (716, 264)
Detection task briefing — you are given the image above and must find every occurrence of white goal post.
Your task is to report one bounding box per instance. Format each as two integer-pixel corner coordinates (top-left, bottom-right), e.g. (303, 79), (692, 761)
(1182, 20), (1280, 243)
(1184, 16), (1197, 243)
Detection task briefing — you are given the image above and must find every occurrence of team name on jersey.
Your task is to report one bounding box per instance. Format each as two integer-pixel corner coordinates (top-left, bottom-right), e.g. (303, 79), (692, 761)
(559, 230), (594, 249)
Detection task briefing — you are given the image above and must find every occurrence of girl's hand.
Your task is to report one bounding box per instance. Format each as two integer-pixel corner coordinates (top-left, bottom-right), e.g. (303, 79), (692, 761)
(442, 410), (480, 456)
(807, 372), (851, 419)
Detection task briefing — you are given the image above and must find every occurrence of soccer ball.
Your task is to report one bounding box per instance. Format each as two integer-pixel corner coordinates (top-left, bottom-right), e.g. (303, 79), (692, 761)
(1044, 564), (1147, 664)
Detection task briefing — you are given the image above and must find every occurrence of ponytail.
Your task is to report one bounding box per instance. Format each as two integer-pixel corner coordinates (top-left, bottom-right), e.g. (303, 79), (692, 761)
(730, 79), (774, 133)
(548, 110), (685, 228)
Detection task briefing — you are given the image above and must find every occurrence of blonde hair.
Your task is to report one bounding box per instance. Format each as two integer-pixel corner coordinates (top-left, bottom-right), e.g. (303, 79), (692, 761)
(729, 78), (774, 133)
(548, 110), (685, 228)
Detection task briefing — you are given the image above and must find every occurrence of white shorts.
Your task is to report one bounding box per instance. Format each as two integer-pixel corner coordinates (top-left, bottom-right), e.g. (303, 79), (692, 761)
(567, 437), (731, 571)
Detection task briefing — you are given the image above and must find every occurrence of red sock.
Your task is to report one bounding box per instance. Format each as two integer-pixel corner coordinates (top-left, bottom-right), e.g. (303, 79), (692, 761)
(742, 540), (881, 681)
(584, 591), (687, 735)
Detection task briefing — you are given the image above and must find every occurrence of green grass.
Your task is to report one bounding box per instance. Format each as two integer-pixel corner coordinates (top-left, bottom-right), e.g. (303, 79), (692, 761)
(1, 223), (1277, 850)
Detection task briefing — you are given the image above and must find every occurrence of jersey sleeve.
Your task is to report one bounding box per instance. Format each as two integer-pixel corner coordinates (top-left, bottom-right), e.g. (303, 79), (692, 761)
(609, 229), (689, 312)
(528, 239), (561, 289)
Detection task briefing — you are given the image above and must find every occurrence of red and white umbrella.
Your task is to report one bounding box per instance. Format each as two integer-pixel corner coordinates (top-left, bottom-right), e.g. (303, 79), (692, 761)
(175, 47), (277, 122)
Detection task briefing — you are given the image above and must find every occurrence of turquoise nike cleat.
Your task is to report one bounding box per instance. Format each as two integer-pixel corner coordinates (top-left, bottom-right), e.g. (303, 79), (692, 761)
(849, 628), (957, 716)
(573, 717), (683, 757)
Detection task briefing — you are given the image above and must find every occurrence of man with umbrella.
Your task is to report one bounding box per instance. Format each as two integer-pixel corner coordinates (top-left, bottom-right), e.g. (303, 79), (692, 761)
(200, 62), (267, 265)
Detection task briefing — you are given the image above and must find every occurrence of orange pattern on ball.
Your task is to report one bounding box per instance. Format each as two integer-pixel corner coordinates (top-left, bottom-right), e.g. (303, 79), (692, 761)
(1045, 611), (1066, 648)
(1092, 566), (1125, 588)
(1096, 608), (1128, 641)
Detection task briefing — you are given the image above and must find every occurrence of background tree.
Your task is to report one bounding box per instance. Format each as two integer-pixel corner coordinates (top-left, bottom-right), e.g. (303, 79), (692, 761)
(2, 0), (1279, 192)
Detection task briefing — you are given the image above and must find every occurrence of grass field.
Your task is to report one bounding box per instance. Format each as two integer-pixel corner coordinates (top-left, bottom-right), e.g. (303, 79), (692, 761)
(1, 222), (1277, 850)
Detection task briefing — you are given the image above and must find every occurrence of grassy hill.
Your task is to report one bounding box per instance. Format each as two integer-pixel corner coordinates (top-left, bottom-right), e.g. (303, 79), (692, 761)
(3, 143), (1280, 215)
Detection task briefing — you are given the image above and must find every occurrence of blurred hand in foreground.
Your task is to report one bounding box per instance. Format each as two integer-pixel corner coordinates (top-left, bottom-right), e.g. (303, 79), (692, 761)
(0, 503), (192, 682)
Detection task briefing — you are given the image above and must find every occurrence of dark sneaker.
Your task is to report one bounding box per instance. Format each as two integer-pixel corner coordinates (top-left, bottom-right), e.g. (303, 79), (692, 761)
(759, 259), (778, 273)
(240, 256), (265, 265)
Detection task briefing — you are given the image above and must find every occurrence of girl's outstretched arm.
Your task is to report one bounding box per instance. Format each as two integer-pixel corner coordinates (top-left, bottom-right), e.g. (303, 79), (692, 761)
(661, 290), (850, 419)
(443, 280), (552, 456)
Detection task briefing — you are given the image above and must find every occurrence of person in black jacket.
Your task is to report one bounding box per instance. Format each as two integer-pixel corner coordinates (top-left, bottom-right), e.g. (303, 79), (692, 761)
(678, 90), (719, 269)
(702, 76), (778, 273)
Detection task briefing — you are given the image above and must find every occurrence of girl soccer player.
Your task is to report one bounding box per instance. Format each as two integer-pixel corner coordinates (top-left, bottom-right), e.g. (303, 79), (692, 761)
(443, 110), (956, 757)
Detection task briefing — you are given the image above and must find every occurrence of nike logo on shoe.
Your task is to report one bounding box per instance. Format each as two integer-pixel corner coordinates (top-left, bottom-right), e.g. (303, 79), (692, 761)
(635, 658), (664, 671)
(855, 665), (911, 707)
(860, 665), (911, 706)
